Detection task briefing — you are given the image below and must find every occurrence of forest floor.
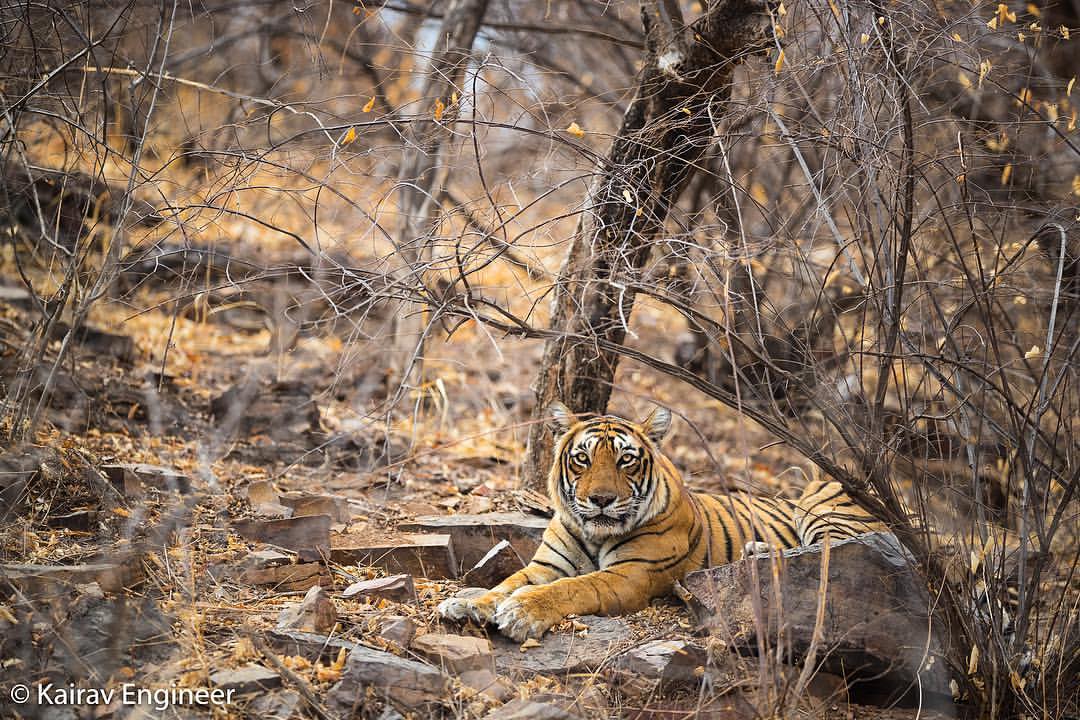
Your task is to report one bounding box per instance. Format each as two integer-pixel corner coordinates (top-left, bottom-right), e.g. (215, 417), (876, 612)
(1, 238), (963, 720)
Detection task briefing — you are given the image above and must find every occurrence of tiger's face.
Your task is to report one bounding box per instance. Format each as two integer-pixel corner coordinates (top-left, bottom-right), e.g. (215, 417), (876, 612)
(547, 402), (673, 539)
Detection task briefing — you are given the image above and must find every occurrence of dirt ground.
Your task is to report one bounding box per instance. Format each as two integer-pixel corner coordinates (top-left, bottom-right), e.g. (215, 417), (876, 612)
(0, 242), (977, 720)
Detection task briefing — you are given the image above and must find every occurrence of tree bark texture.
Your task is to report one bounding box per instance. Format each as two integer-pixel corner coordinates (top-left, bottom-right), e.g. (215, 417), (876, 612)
(523, 0), (774, 488)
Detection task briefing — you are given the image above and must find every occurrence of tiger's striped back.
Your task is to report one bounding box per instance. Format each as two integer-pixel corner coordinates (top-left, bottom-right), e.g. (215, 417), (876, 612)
(692, 492), (801, 564)
(793, 478), (888, 545)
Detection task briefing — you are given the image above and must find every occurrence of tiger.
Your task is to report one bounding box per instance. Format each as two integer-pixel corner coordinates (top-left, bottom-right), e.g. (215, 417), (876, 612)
(438, 402), (886, 641)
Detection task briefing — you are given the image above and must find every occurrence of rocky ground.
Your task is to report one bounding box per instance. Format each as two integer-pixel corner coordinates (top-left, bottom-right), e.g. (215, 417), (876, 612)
(1, 256), (963, 720)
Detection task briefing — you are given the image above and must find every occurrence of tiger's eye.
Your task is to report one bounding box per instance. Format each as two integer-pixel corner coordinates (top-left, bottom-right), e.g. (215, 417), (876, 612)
(620, 453), (637, 466)
(572, 451), (590, 466)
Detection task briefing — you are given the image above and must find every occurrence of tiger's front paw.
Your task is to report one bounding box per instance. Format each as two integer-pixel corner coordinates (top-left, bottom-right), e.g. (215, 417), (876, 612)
(493, 587), (564, 642)
(438, 589), (505, 626)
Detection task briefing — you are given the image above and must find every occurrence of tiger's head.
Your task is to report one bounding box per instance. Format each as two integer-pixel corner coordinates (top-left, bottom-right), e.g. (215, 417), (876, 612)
(546, 402), (675, 539)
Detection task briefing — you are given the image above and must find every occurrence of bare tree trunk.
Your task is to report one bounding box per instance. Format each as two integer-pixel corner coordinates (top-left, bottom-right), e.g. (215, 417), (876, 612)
(523, 0), (774, 487)
(391, 0), (489, 390)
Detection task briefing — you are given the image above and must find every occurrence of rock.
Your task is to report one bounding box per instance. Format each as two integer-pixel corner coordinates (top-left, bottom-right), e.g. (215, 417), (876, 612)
(412, 633), (493, 674)
(682, 532), (953, 702)
(482, 699), (581, 720)
(45, 510), (99, 531)
(209, 664), (282, 694)
(231, 515), (331, 562)
(326, 645), (449, 713)
(265, 629), (360, 663)
(613, 639), (707, 684)
(210, 379), (321, 439)
(398, 513), (548, 581)
(463, 540), (519, 588)
(45, 591), (175, 678)
(243, 549), (293, 570)
(246, 481), (292, 518)
(343, 574), (417, 604)
(492, 615), (633, 677)
(330, 533), (457, 579)
(377, 615), (416, 648)
(0, 563), (139, 596)
(249, 689), (303, 720)
(102, 463), (191, 496)
(529, 687), (607, 716)
(246, 480), (278, 506)
(276, 585), (337, 633)
(251, 503), (293, 519)
(240, 562), (327, 591)
(280, 491), (351, 523)
(459, 668), (513, 701)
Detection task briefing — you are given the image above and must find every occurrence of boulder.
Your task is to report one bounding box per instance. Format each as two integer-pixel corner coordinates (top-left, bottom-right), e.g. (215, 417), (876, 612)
(682, 532), (953, 702)
(326, 645), (449, 713)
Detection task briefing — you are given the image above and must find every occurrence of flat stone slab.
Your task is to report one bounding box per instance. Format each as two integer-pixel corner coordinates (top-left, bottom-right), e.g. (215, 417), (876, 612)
(330, 533), (457, 579)
(102, 463), (191, 496)
(0, 562), (140, 596)
(483, 699), (582, 720)
(412, 633), (493, 674)
(279, 491), (351, 523)
(265, 629), (360, 663)
(327, 645), (449, 713)
(342, 574), (417, 604)
(209, 664), (282, 694)
(491, 615), (633, 677)
(398, 513), (547, 582)
(231, 514), (331, 562)
(683, 532), (953, 701)
(239, 562), (327, 591)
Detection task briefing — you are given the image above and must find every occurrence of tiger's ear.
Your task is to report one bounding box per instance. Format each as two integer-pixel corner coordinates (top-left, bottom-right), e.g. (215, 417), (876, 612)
(642, 406), (673, 444)
(547, 401), (576, 437)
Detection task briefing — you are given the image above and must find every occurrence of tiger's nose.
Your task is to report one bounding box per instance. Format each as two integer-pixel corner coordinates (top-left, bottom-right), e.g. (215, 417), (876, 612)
(588, 493), (616, 508)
